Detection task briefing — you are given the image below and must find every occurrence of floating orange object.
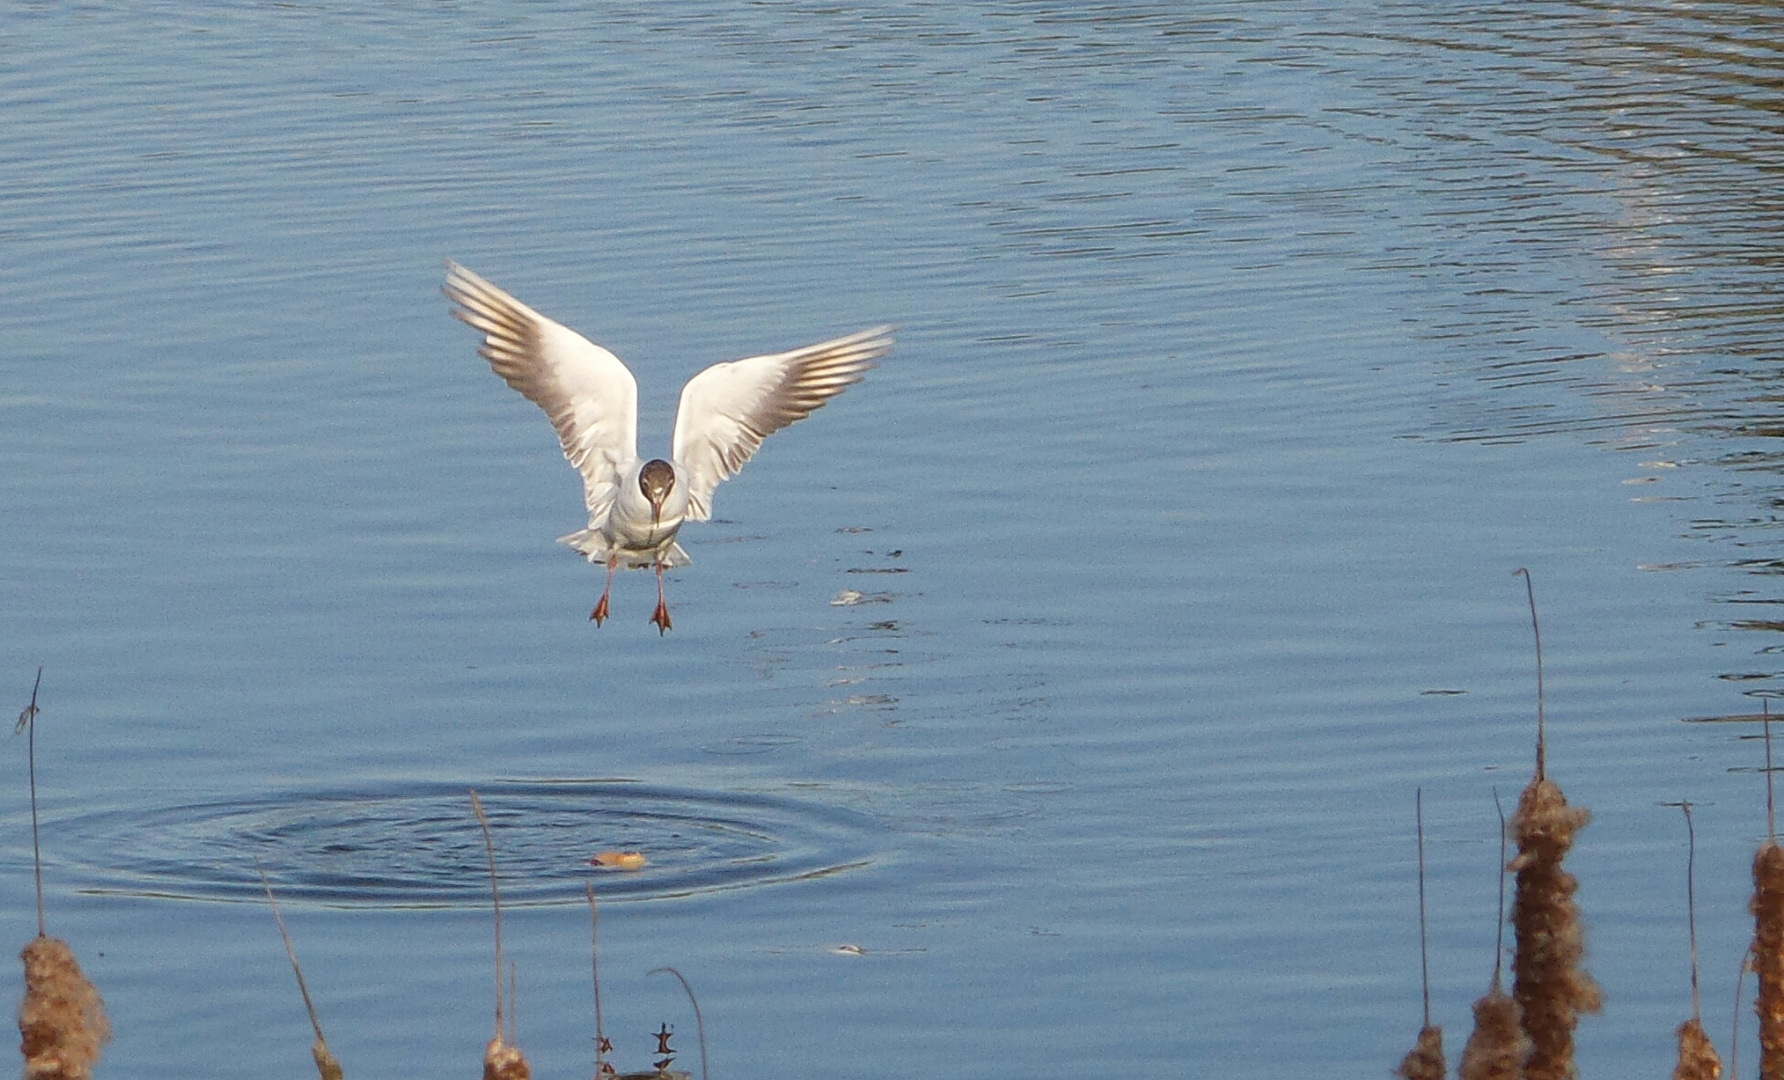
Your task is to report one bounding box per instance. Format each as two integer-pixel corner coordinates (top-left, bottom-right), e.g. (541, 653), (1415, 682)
(589, 851), (648, 870)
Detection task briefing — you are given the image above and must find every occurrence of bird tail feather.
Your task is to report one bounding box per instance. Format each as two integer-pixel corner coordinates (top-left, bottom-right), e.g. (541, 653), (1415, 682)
(556, 532), (692, 569)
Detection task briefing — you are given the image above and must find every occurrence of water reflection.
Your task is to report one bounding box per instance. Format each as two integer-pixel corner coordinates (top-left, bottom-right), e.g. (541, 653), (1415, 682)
(1357, 5), (1784, 678)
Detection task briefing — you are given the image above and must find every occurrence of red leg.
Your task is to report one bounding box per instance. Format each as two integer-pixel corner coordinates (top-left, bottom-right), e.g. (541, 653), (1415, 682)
(590, 556), (617, 625)
(650, 560), (672, 634)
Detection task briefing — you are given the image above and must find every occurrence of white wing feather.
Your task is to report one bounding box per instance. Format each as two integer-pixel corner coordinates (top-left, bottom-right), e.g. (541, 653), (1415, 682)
(444, 261), (638, 524)
(672, 326), (891, 521)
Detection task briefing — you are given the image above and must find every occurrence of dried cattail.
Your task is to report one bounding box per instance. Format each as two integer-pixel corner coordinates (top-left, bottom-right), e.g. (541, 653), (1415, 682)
(1510, 775), (1601, 1080)
(1663, 802), (1722, 1080)
(257, 859), (343, 1080)
(1394, 790), (1444, 1080)
(18, 935), (109, 1080)
(482, 1036), (530, 1080)
(1396, 1024), (1444, 1080)
(1753, 841), (1784, 1079)
(472, 793), (530, 1080)
(1675, 1016), (1723, 1080)
(1458, 986), (1530, 1080)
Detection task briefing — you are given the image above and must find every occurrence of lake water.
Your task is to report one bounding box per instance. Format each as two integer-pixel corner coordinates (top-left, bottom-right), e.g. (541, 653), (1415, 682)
(3, 3), (1782, 1076)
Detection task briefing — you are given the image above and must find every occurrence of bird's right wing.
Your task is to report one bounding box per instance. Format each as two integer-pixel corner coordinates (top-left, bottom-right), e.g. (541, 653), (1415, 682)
(444, 261), (638, 522)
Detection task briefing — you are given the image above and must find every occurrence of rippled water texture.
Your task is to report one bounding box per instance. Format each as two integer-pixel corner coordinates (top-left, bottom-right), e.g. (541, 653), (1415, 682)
(3, 3), (1784, 1077)
(53, 781), (878, 907)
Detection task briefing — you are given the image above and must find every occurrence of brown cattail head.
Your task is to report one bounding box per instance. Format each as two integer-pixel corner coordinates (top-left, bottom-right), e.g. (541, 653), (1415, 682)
(1510, 776), (1601, 1080)
(1395, 1024), (1444, 1080)
(483, 1036), (530, 1080)
(1753, 841), (1784, 1080)
(18, 936), (110, 1080)
(1675, 1016), (1723, 1080)
(1459, 986), (1530, 1080)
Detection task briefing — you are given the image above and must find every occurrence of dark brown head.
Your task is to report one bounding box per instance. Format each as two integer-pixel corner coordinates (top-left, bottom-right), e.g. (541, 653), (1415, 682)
(639, 459), (676, 520)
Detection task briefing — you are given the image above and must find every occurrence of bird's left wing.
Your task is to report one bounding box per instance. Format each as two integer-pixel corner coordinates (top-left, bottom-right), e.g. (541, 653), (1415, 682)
(444, 261), (639, 524)
(671, 326), (891, 521)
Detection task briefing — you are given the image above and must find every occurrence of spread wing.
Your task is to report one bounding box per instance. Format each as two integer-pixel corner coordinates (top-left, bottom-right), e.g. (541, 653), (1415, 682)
(444, 261), (638, 523)
(671, 326), (891, 521)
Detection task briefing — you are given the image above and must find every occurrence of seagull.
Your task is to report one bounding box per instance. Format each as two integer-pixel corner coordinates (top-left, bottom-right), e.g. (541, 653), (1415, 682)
(444, 261), (891, 633)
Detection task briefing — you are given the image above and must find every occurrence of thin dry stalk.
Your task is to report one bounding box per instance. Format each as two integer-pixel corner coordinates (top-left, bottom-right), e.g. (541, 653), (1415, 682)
(1676, 1016), (1723, 1080)
(14, 670), (111, 1080)
(1510, 775), (1600, 1080)
(1768, 703), (1777, 842)
(1753, 841), (1784, 1079)
(1683, 802), (1704, 1019)
(1493, 788), (1507, 987)
(471, 792), (530, 1080)
(470, 791), (506, 1043)
(587, 884), (612, 1077)
(649, 968), (708, 1080)
(1668, 802), (1723, 1080)
(1732, 956), (1750, 1080)
(1514, 568), (1546, 780)
(1395, 790), (1444, 1080)
(1458, 986), (1529, 1080)
(1416, 788), (1432, 1027)
(15, 668), (44, 938)
(1460, 790), (1530, 1080)
(18, 936), (109, 1080)
(256, 859), (342, 1080)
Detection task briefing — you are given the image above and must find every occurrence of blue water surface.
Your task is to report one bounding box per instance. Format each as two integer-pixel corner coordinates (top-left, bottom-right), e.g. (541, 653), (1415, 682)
(4, 3), (1784, 1076)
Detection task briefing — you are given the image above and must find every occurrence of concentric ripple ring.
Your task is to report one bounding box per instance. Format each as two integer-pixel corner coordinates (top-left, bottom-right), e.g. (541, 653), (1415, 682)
(43, 779), (879, 908)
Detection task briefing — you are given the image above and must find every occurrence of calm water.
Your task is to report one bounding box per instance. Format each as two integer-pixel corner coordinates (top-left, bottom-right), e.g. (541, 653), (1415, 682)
(3, 3), (1783, 1076)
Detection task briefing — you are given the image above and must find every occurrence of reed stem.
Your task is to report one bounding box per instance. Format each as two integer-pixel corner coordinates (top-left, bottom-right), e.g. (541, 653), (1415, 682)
(470, 791), (504, 1044)
(16, 666), (45, 938)
(650, 967), (709, 1080)
(1513, 569), (1545, 781)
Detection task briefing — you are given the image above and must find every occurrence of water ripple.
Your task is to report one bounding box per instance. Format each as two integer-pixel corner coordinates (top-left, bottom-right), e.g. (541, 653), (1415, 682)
(46, 779), (880, 908)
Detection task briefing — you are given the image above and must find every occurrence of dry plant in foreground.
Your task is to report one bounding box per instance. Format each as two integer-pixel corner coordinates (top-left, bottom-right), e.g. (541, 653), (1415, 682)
(19, 937), (108, 1080)
(1458, 790), (1530, 1080)
(1510, 767), (1599, 1079)
(1459, 987), (1528, 1080)
(1671, 802), (1722, 1080)
(15, 669), (110, 1080)
(1395, 788), (1443, 1080)
(472, 791), (531, 1080)
(257, 859), (343, 1080)
(1396, 1025), (1443, 1080)
(1508, 570), (1600, 1080)
(1754, 711), (1784, 1080)
(647, 969), (705, 1080)
(588, 884), (617, 1078)
(1677, 1017), (1723, 1080)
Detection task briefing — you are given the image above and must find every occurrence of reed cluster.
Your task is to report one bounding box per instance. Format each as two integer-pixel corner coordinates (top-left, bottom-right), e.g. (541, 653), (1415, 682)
(1391, 574), (1784, 1078)
(1403, 768), (1600, 1080)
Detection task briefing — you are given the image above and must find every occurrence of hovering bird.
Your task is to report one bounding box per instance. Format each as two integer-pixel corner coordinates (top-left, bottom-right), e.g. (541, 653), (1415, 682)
(444, 261), (890, 633)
